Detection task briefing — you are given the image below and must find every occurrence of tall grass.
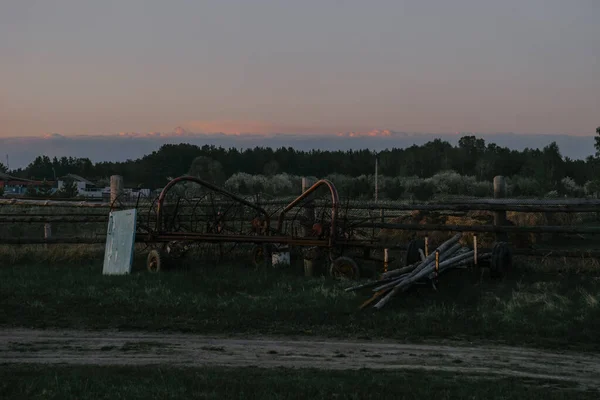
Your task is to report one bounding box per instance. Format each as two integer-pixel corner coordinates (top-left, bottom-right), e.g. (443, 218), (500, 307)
(1, 258), (600, 351)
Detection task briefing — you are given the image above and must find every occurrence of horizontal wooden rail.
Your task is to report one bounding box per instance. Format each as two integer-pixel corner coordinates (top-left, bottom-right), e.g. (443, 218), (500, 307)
(359, 222), (600, 235)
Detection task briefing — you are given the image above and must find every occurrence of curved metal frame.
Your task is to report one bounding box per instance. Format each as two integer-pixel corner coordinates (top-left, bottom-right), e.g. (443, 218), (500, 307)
(276, 179), (340, 246)
(156, 175), (271, 234)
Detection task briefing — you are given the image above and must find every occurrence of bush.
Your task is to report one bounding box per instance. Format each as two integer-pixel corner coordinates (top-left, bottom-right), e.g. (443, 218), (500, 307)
(507, 176), (542, 197)
(429, 170), (480, 196)
(411, 180), (435, 201)
(560, 177), (584, 197)
(584, 180), (600, 198)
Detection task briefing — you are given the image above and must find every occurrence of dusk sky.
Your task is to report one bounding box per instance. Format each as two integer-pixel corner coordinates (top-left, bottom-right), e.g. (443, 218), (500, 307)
(1, 0), (599, 138)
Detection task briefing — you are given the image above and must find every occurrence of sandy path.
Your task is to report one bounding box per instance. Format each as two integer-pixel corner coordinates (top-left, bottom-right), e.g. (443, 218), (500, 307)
(1, 328), (599, 390)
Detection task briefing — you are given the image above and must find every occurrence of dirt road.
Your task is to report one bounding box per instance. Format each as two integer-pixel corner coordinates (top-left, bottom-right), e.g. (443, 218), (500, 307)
(1, 328), (599, 390)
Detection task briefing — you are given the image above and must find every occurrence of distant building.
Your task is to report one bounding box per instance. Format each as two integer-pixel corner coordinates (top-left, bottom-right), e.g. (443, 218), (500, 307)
(2, 172), (153, 201)
(0, 172), (55, 196)
(57, 174), (105, 198)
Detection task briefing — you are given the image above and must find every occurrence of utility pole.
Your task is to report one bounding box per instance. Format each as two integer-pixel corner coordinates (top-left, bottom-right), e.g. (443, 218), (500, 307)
(375, 156), (378, 202)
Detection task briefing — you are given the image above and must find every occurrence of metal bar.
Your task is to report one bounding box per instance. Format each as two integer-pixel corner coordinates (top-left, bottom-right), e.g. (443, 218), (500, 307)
(276, 179), (339, 246)
(155, 176), (271, 234)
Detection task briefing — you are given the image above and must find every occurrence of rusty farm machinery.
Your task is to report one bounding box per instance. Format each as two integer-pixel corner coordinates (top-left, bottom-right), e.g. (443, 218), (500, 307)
(136, 176), (393, 279)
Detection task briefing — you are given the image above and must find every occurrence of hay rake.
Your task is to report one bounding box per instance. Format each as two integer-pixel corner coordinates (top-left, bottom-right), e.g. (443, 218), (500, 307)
(138, 176), (386, 279)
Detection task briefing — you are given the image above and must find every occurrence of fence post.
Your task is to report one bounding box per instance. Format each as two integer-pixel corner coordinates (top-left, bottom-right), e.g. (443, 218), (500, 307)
(493, 176), (508, 242)
(110, 175), (124, 210)
(44, 223), (51, 249)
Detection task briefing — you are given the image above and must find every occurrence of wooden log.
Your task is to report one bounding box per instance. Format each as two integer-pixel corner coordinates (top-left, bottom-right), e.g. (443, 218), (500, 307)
(359, 222), (600, 235)
(381, 233), (461, 280)
(406, 242), (463, 279)
(359, 287), (392, 310)
(0, 199), (113, 208)
(283, 199), (600, 212)
(427, 253), (491, 279)
(345, 276), (400, 292)
(373, 243), (463, 292)
(372, 274), (411, 292)
(374, 249), (477, 310)
(0, 217), (107, 223)
(379, 262), (419, 280)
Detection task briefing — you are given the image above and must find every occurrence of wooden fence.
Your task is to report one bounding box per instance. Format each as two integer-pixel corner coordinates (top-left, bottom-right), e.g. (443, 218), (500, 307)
(1, 175), (599, 258)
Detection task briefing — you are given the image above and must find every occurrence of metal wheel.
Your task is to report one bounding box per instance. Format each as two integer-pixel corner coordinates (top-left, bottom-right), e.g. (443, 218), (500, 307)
(147, 249), (163, 273)
(490, 242), (512, 279)
(251, 244), (272, 267)
(329, 256), (360, 280)
(405, 238), (425, 266)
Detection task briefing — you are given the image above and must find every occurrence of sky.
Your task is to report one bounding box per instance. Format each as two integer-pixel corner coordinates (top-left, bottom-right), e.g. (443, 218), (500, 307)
(1, 0), (599, 140)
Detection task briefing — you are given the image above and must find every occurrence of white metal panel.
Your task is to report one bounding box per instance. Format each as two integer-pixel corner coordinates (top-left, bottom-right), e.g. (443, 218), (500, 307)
(102, 209), (137, 275)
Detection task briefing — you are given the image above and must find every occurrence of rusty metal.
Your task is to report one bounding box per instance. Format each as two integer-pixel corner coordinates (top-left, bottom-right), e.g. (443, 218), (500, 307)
(276, 179), (339, 246)
(156, 175), (270, 234)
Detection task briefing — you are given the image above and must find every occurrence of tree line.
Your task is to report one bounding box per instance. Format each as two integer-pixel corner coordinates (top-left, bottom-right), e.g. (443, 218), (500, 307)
(2, 129), (599, 199)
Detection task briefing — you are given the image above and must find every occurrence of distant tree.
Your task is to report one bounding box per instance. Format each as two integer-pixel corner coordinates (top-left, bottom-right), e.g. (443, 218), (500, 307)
(37, 180), (54, 198)
(55, 181), (78, 198)
(0, 162), (7, 173)
(595, 126), (600, 157)
(263, 160), (280, 176)
(25, 180), (52, 198)
(188, 156), (225, 185)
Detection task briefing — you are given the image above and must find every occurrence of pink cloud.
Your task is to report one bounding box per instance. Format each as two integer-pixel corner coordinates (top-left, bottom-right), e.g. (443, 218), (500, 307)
(337, 129), (401, 138)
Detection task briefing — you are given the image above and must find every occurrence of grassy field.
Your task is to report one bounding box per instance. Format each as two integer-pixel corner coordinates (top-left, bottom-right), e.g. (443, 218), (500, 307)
(1, 252), (600, 351)
(1, 365), (596, 400)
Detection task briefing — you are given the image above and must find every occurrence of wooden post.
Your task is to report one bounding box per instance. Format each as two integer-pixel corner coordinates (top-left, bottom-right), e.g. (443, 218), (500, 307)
(434, 250), (440, 282)
(110, 175), (124, 210)
(425, 236), (429, 257)
(44, 223), (51, 249)
(473, 235), (478, 266)
(375, 157), (378, 202)
(383, 248), (389, 273)
(493, 176), (508, 242)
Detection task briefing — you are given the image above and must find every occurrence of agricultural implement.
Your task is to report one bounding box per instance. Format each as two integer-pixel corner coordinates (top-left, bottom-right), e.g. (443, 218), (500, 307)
(137, 176), (388, 278)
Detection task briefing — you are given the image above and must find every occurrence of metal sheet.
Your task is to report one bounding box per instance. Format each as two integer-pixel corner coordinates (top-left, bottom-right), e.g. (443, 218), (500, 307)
(102, 209), (137, 275)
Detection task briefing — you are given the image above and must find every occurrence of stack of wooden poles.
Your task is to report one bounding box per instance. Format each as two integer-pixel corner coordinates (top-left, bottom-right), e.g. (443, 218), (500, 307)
(345, 233), (489, 310)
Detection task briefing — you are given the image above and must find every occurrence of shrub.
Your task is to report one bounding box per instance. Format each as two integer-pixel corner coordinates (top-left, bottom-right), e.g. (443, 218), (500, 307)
(584, 180), (600, 198)
(508, 176), (542, 197)
(560, 177), (584, 197)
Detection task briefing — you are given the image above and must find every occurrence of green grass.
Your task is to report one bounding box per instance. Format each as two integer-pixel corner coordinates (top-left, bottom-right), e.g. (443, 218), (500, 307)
(1, 257), (600, 351)
(0, 365), (596, 400)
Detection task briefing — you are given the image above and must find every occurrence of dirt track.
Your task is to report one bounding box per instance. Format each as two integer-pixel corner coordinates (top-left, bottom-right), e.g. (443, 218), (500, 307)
(1, 328), (599, 390)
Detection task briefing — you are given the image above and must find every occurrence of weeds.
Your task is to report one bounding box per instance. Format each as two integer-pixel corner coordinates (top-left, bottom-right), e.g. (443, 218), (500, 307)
(0, 365), (596, 400)
(1, 258), (600, 351)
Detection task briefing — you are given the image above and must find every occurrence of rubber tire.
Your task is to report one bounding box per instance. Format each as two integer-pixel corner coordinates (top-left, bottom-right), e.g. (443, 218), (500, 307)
(329, 256), (360, 280)
(147, 249), (163, 273)
(490, 242), (512, 279)
(251, 244), (272, 268)
(405, 238), (425, 266)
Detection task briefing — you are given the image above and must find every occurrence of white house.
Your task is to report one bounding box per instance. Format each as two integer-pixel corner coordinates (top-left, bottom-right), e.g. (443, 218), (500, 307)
(57, 174), (104, 198)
